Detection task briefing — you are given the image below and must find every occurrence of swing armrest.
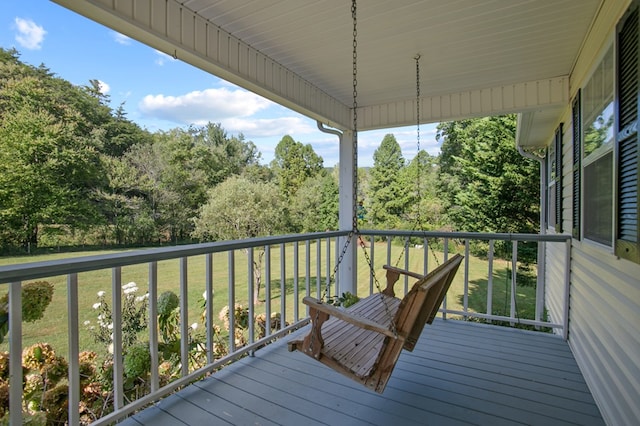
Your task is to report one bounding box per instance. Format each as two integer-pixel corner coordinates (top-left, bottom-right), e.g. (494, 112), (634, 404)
(382, 265), (425, 280)
(302, 296), (400, 340)
(381, 265), (425, 296)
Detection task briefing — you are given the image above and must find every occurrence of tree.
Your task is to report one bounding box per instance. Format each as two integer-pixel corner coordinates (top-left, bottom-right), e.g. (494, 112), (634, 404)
(400, 150), (443, 230)
(367, 134), (407, 229)
(436, 115), (539, 260)
(291, 173), (339, 232)
(0, 77), (103, 251)
(192, 176), (287, 302)
(189, 123), (261, 186)
(270, 135), (324, 198)
(118, 133), (209, 244)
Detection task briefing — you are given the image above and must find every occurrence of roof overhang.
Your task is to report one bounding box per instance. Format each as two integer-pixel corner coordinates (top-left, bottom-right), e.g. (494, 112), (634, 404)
(52, 0), (603, 145)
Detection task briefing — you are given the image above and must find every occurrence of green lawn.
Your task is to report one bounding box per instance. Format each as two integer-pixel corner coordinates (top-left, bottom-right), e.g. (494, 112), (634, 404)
(0, 240), (539, 358)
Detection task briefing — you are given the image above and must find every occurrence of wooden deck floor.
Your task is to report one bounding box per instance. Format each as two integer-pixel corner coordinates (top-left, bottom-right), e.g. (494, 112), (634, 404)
(122, 320), (604, 426)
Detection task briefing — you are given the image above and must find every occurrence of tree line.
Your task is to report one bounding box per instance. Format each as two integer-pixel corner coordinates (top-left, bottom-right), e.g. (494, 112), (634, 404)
(0, 47), (540, 254)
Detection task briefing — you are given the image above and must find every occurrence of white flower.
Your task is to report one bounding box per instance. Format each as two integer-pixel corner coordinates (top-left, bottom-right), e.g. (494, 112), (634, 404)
(108, 343), (113, 354)
(191, 323), (198, 330)
(92, 303), (101, 309)
(97, 291), (105, 297)
(124, 286), (138, 294)
(84, 320), (91, 326)
(123, 281), (137, 290)
(134, 293), (149, 302)
(107, 323), (114, 330)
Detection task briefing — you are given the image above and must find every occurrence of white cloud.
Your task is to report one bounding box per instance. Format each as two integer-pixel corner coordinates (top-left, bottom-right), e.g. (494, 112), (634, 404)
(139, 87), (273, 125)
(223, 116), (315, 138)
(14, 18), (46, 50)
(97, 80), (110, 95)
(112, 32), (131, 45)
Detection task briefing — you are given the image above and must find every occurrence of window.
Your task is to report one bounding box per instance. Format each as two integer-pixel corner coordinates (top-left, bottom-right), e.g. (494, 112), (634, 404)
(582, 45), (614, 246)
(615, 0), (640, 263)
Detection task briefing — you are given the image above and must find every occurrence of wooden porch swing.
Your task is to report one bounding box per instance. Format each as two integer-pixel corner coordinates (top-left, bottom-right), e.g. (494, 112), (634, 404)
(288, 254), (462, 393)
(288, 0), (463, 394)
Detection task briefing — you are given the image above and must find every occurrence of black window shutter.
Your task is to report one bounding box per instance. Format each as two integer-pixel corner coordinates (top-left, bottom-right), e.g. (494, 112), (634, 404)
(572, 91), (581, 240)
(555, 124), (563, 233)
(616, 0), (640, 264)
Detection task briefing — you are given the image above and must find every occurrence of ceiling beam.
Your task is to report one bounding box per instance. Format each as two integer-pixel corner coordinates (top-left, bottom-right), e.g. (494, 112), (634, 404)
(358, 76), (569, 131)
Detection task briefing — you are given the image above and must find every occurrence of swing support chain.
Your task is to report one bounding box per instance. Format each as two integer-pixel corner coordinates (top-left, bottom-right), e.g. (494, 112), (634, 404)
(313, 0), (399, 345)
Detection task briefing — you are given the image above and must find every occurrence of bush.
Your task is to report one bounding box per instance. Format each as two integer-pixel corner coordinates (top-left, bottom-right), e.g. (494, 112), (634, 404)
(124, 343), (151, 379)
(0, 281), (55, 344)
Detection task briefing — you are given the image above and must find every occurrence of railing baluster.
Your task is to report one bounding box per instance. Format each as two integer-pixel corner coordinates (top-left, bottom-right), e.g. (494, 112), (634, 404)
(334, 237), (339, 290)
(325, 237), (331, 298)
(265, 245), (271, 337)
(463, 240), (470, 318)
(205, 254), (214, 363)
(149, 261), (159, 391)
(9, 281), (22, 426)
(487, 240), (495, 319)
(294, 241), (299, 322)
(180, 257), (189, 376)
(369, 236), (375, 296)
(386, 237), (391, 265)
(248, 248), (254, 349)
(67, 273), (80, 426)
(112, 267), (123, 410)
(305, 240), (311, 316)
(511, 242), (518, 325)
(228, 251), (235, 352)
(404, 237), (410, 295)
(423, 237), (428, 275)
(316, 239), (321, 300)
(280, 243), (286, 330)
(442, 238), (449, 320)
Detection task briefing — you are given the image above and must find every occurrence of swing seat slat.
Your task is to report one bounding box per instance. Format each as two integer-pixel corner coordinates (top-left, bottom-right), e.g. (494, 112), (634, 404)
(288, 254), (463, 393)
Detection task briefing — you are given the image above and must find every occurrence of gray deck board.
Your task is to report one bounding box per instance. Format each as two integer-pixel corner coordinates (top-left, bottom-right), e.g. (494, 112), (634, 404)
(121, 319), (604, 426)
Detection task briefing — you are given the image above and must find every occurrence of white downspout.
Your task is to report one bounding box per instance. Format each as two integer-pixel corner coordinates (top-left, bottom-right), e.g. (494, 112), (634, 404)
(518, 145), (547, 327)
(317, 121), (357, 296)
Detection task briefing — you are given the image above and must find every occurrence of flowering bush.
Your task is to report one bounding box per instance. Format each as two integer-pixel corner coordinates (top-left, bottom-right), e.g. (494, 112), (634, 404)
(4, 281), (290, 423)
(86, 282), (149, 350)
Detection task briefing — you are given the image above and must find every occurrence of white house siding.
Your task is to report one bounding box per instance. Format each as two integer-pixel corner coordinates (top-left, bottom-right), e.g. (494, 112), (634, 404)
(543, 2), (640, 424)
(568, 246), (640, 425)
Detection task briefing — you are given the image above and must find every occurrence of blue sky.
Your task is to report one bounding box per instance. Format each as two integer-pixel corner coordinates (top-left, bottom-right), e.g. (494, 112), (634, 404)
(0, 0), (441, 167)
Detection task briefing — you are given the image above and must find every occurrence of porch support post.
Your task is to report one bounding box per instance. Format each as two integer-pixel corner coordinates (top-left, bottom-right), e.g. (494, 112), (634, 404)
(338, 130), (357, 295)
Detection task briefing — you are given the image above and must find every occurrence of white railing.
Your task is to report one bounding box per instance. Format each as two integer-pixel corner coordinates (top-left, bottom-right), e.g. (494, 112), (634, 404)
(0, 230), (570, 425)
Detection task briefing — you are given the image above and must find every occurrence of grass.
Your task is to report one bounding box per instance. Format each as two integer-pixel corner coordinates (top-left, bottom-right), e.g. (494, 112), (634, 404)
(0, 240), (541, 358)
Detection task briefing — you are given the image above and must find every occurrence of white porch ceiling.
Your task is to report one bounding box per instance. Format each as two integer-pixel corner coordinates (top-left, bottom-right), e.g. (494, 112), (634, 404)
(53, 0), (604, 148)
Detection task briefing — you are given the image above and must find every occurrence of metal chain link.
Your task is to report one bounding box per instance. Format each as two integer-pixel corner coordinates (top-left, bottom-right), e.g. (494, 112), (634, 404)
(393, 54), (440, 268)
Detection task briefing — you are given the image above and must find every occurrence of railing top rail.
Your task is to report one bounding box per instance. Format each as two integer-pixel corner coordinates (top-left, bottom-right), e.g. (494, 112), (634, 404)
(0, 230), (569, 284)
(0, 231), (348, 283)
(358, 229), (571, 242)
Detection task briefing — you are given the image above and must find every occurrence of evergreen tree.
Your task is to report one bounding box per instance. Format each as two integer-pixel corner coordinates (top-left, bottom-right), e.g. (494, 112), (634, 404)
(368, 134), (407, 229)
(436, 115), (539, 260)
